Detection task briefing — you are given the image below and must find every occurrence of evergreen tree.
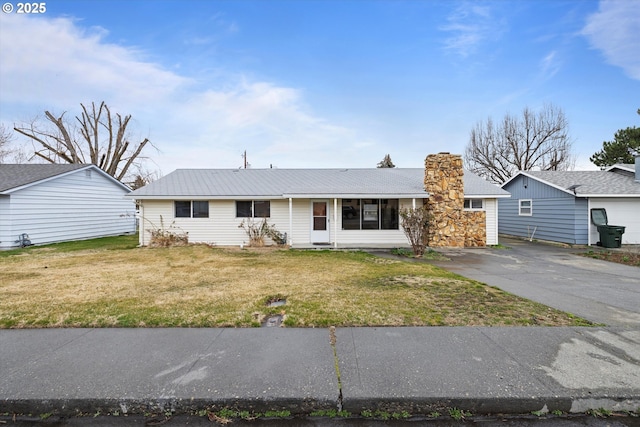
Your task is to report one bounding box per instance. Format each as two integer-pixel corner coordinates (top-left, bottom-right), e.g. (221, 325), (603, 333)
(377, 154), (396, 168)
(590, 109), (640, 168)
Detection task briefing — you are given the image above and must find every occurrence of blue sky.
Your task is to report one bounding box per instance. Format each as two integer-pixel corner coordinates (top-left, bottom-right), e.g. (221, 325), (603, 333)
(1, 0), (638, 175)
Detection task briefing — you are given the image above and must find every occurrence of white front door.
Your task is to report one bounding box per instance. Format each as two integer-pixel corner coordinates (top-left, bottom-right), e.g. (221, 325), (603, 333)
(310, 200), (330, 243)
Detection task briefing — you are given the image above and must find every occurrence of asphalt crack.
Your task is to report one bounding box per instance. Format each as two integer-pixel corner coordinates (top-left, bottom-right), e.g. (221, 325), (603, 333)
(328, 326), (344, 411)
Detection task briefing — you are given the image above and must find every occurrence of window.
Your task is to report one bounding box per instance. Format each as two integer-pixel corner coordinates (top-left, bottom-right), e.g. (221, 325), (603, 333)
(192, 201), (209, 218)
(236, 200), (271, 218)
(519, 199), (532, 216)
(175, 200), (209, 218)
(362, 199), (379, 229)
(464, 199), (484, 210)
(341, 199), (398, 230)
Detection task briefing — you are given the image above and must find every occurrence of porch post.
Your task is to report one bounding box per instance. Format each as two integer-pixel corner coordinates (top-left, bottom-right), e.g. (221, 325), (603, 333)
(587, 198), (591, 246)
(289, 197), (293, 246)
(138, 203), (145, 246)
(334, 198), (338, 248)
(412, 198), (416, 209)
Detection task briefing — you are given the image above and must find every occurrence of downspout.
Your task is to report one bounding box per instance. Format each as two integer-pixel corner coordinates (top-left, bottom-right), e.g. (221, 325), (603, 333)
(289, 198), (293, 247)
(334, 198), (338, 249)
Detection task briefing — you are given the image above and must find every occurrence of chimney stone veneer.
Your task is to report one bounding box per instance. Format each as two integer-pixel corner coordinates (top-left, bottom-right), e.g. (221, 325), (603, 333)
(424, 153), (486, 247)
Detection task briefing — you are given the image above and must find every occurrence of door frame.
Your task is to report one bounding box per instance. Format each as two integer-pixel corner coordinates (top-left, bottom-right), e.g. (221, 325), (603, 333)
(310, 200), (330, 244)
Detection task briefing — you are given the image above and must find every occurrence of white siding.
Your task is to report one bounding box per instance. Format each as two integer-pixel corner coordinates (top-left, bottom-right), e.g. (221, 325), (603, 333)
(0, 169), (135, 249)
(589, 198), (640, 244)
(0, 196), (11, 249)
(138, 198), (423, 248)
(485, 198), (498, 245)
(139, 199), (299, 246)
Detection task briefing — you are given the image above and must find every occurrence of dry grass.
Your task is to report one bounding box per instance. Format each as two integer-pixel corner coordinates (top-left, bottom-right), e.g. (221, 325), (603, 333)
(580, 249), (640, 267)
(0, 235), (592, 328)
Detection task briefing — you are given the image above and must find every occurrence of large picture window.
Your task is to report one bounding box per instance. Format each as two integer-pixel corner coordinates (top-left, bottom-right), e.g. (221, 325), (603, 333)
(341, 199), (398, 230)
(175, 200), (209, 218)
(236, 200), (271, 218)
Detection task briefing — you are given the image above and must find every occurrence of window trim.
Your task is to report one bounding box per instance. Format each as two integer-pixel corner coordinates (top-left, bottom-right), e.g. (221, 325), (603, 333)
(463, 198), (484, 211)
(519, 199), (533, 216)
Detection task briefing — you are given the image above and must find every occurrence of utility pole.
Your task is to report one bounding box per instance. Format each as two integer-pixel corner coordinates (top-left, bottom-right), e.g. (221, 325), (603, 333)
(242, 150), (247, 169)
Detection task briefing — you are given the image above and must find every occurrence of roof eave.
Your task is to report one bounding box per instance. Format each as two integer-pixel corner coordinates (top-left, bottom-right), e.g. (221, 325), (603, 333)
(502, 171), (576, 196)
(465, 194), (511, 198)
(282, 193), (429, 199)
(2, 164), (130, 194)
(579, 193), (640, 198)
(129, 193), (430, 200)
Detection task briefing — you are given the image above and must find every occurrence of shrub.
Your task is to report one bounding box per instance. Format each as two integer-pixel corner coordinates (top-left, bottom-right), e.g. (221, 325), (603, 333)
(399, 206), (431, 257)
(147, 216), (189, 247)
(238, 218), (286, 246)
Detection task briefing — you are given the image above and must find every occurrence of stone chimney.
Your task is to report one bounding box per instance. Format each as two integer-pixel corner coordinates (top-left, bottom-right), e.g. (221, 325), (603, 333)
(424, 153), (465, 247)
(424, 153), (486, 247)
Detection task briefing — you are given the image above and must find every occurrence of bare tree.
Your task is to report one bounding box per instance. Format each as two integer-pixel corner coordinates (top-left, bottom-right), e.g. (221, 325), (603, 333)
(0, 123), (14, 163)
(13, 101), (153, 182)
(464, 103), (573, 184)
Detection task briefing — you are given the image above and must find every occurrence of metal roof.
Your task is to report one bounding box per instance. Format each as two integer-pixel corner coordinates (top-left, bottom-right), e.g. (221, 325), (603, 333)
(128, 168), (510, 199)
(0, 164), (130, 194)
(508, 170), (640, 197)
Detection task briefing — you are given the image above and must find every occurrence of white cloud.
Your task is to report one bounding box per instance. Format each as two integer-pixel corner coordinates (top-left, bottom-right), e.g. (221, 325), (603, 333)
(539, 50), (561, 80)
(0, 15), (189, 109)
(440, 2), (504, 58)
(0, 14), (378, 173)
(581, 0), (640, 80)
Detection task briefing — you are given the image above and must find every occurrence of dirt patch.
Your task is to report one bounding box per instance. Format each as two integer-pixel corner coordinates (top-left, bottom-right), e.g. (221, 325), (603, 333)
(579, 250), (640, 267)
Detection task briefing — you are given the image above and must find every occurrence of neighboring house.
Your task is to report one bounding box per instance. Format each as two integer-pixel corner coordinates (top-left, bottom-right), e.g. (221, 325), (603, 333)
(128, 153), (510, 248)
(0, 164), (136, 250)
(499, 158), (640, 245)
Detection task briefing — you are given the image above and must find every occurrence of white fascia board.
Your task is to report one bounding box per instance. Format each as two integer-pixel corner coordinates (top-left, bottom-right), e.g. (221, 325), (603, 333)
(282, 193), (429, 199)
(579, 194), (640, 198)
(465, 194), (511, 199)
(500, 173), (523, 189)
(504, 171), (576, 196)
(129, 193), (431, 200)
(127, 195), (285, 200)
(605, 165), (634, 173)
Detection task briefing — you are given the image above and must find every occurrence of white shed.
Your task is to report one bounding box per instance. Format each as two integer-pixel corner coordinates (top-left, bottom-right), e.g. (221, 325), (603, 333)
(0, 164), (136, 249)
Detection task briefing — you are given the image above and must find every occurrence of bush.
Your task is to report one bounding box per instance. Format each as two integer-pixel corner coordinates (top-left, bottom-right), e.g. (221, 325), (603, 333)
(399, 206), (430, 257)
(147, 216), (189, 247)
(238, 218), (286, 246)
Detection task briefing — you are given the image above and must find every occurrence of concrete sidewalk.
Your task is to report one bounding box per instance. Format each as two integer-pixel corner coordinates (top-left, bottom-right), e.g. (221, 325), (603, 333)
(1, 327), (639, 417)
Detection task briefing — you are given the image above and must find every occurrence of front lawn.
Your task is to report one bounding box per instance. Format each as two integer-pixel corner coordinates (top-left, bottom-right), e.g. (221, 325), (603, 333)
(0, 235), (591, 328)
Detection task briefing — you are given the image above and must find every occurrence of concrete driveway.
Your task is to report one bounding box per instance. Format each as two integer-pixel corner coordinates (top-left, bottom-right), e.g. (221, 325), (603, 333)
(427, 238), (640, 327)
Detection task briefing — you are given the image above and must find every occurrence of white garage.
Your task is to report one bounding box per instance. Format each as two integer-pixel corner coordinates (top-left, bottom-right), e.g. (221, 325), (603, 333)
(589, 197), (640, 245)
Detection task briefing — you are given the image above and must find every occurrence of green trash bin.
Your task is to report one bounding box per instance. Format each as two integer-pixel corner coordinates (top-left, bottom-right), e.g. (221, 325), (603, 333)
(591, 208), (625, 248)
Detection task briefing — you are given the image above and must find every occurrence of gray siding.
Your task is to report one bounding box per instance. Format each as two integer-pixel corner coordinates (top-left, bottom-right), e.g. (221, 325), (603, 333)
(0, 169), (136, 249)
(500, 175), (588, 244)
